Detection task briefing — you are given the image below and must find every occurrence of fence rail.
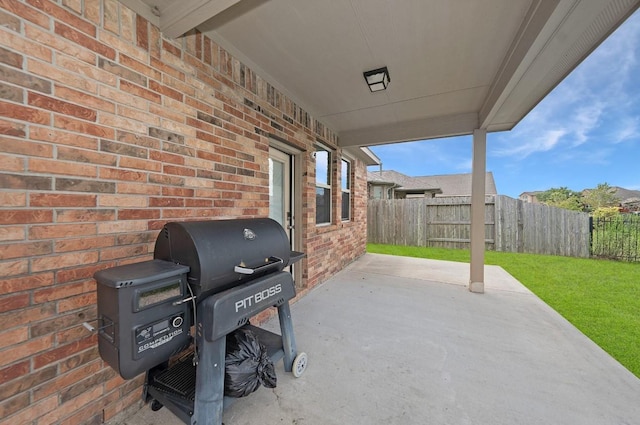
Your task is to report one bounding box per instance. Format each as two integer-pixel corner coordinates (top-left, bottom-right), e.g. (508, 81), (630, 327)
(368, 195), (591, 258)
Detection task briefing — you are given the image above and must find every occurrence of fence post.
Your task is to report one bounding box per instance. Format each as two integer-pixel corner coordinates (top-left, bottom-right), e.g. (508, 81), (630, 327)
(589, 216), (594, 254)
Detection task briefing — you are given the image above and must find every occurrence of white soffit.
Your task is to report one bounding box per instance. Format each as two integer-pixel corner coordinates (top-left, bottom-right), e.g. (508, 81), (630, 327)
(118, 0), (640, 147)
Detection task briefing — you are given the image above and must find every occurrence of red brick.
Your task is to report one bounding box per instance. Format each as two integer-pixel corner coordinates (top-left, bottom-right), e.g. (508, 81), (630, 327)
(0, 100), (50, 124)
(1, 26), (52, 63)
(0, 394), (57, 425)
(31, 251), (98, 272)
(162, 187), (194, 197)
(0, 293), (29, 313)
(56, 262), (114, 284)
(1, 0), (49, 28)
(185, 198), (213, 207)
(98, 166), (146, 182)
(2, 273), (53, 300)
(0, 153), (24, 172)
(58, 145), (117, 166)
(0, 241), (52, 260)
(163, 164), (196, 177)
(0, 209), (53, 224)
(97, 220), (147, 234)
(54, 115), (114, 138)
(0, 302), (56, 331)
(62, 0), (82, 14)
(29, 223), (96, 240)
(30, 126), (98, 150)
(28, 158), (98, 177)
(0, 119), (26, 138)
(0, 326), (28, 349)
(135, 14), (148, 50)
(98, 194), (146, 207)
(119, 54), (161, 80)
(0, 360), (29, 385)
(58, 345), (98, 374)
(149, 149), (184, 165)
(119, 80), (161, 103)
(0, 365), (57, 412)
(39, 382), (103, 425)
(55, 322), (94, 345)
(102, 0), (119, 34)
(55, 85), (115, 114)
(58, 404), (102, 425)
(0, 334), (54, 367)
(117, 209), (160, 220)
(102, 386), (142, 421)
(55, 235), (114, 253)
(149, 197), (184, 207)
(57, 292), (96, 313)
(116, 105), (161, 127)
(54, 22), (113, 59)
(26, 22), (96, 65)
(32, 335), (95, 369)
(98, 113), (148, 134)
(149, 80), (183, 102)
(32, 356), (102, 401)
(115, 182), (161, 195)
(33, 279), (94, 304)
(99, 244), (148, 261)
(30, 193), (97, 207)
(118, 156), (162, 172)
(0, 392), (31, 422)
(28, 92), (97, 121)
(55, 208), (115, 223)
(0, 225), (25, 241)
(28, 59), (97, 93)
(27, 0), (96, 36)
(0, 259), (28, 278)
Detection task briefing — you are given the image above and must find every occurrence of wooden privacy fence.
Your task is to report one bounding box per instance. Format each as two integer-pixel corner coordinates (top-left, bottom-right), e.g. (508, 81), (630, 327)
(368, 195), (591, 258)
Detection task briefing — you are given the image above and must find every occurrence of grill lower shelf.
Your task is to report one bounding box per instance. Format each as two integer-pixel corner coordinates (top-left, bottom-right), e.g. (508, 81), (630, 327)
(152, 354), (196, 400)
(146, 325), (285, 423)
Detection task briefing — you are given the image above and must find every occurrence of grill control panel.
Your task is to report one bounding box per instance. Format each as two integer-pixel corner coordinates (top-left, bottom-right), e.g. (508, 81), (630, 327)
(95, 260), (192, 379)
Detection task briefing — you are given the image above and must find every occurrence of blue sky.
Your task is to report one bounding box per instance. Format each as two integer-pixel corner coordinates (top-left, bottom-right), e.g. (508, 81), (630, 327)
(368, 10), (640, 199)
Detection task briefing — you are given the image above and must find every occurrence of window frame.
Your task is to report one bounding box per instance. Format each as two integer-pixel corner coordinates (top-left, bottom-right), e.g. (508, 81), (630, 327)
(314, 145), (332, 226)
(340, 158), (351, 221)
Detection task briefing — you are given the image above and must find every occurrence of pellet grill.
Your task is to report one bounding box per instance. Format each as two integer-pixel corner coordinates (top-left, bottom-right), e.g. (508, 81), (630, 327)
(94, 218), (307, 425)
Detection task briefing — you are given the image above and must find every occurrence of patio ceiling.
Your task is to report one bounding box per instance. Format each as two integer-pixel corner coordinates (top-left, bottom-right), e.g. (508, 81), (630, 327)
(120, 0), (639, 148)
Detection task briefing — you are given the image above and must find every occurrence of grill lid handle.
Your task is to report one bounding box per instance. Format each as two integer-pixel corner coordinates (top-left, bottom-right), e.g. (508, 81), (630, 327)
(234, 256), (283, 275)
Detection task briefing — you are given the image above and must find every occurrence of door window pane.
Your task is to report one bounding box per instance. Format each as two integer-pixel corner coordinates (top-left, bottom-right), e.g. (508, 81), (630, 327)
(269, 157), (285, 227)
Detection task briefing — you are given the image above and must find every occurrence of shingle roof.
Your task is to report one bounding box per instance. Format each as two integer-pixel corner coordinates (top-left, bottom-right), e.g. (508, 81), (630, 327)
(367, 170), (498, 196)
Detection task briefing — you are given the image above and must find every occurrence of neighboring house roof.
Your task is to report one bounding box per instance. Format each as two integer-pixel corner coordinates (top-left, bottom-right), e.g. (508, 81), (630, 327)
(614, 187), (640, 204)
(519, 191), (543, 197)
(367, 170), (497, 196)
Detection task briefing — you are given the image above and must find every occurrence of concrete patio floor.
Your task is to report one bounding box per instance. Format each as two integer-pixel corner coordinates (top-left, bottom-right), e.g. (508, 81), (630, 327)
(119, 253), (640, 425)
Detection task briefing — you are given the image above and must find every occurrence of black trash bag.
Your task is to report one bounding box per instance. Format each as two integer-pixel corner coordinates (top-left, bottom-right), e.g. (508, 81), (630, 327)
(224, 328), (277, 398)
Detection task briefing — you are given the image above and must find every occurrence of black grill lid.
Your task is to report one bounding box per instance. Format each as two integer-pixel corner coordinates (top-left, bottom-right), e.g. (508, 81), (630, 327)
(154, 218), (291, 299)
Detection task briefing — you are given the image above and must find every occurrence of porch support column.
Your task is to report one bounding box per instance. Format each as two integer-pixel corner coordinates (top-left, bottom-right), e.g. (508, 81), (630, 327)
(469, 128), (486, 293)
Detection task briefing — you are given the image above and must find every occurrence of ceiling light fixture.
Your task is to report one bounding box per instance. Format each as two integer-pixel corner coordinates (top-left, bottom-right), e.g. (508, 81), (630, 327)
(363, 67), (390, 92)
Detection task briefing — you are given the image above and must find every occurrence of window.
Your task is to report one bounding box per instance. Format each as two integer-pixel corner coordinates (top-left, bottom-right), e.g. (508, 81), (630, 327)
(315, 147), (331, 225)
(341, 159), (351, 221)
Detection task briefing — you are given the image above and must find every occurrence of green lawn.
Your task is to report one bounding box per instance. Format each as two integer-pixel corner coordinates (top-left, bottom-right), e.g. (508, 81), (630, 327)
(367, 243), (640, 379)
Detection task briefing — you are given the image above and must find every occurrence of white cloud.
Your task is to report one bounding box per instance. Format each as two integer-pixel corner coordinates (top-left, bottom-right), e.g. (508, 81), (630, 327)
(492, 128), (566, 157)
(490, 11), (640, 161)
(611, 117), (640, 144)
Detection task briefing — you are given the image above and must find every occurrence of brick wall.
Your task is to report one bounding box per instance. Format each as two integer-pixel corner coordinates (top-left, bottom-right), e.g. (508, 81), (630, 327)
(0, 1), (368, 424)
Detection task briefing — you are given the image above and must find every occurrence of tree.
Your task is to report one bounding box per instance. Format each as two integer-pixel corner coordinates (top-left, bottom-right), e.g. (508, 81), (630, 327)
(537, 187), (584, 211)
(582, 183), (620, 212)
